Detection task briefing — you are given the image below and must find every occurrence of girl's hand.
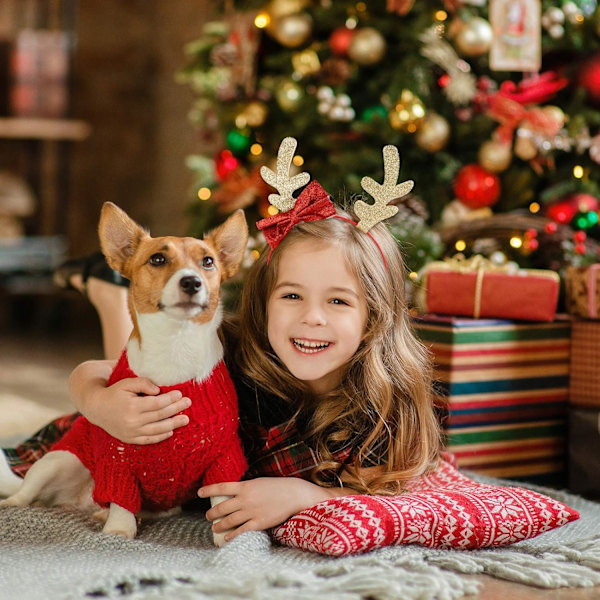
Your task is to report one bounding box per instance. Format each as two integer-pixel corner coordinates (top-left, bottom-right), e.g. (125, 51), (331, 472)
(86, 378), (191, 444)
(199, 477), (342, 541)
(68, 359), (191, 444)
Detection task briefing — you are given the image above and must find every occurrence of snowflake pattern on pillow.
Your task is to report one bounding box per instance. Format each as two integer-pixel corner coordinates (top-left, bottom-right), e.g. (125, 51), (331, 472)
(271, 455), (579, 556)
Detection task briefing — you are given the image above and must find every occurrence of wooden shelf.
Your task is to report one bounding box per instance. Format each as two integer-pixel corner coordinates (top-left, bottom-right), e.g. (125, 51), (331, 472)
(0, 117), (91, 141)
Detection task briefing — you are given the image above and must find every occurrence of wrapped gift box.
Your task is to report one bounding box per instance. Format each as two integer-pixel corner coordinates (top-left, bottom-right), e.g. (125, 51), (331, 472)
(413, 315), (570, 484)
(417, 255), (559, 322)
(568, 406), (600, 497)
(565, 264), (600, 319)
(569, 320), (600, 407)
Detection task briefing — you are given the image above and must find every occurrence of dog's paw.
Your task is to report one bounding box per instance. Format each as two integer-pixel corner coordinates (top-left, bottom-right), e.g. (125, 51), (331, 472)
(102, 523), (137, 539)
(213, 531), (228, 547)
(0, 494), (27, 507)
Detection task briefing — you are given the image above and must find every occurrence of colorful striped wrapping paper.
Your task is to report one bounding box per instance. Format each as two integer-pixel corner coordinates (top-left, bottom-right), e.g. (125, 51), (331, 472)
(413, 315), (571, 485)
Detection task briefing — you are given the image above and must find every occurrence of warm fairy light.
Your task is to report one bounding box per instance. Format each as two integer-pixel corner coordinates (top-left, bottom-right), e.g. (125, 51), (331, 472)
(235, 115), (247, 128)
(529, 201), (541, 213)
(435, 10), (448, 21)
(455, 240), (466, 252)
(346, 17), (358, 29)
(250, 143), (263, 156)
(510, 236), (523, 249)
(292, 154), (304, 166)
(254, 13), (270, 28)
(408, 271), (419, 280)
(197, 187), (211, 201)
(356, 2), (367, 11)
(406, 123), (417, 133)
(573, 165), (584, 178)
(251, 249), (260, 260)
(267, 205), (279, 216)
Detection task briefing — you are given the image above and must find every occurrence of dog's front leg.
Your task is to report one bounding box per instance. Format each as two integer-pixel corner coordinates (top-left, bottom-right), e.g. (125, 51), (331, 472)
(103, 503), (137, 538)
(210, 495), (233, 547)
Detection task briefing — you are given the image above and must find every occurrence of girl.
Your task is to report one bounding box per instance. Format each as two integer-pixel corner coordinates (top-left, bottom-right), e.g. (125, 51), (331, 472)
(1, 170), (441, 542)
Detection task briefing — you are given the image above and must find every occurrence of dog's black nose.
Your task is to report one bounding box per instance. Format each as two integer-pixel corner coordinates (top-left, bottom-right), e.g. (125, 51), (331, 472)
(180, 275), (202, 296)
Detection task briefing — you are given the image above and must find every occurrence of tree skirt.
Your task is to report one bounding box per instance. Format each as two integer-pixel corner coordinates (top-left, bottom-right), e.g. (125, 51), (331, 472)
(1, 480), (600, 600)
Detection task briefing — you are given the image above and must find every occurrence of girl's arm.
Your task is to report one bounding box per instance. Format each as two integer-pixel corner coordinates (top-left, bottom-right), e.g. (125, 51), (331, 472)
(199, 470), (372, 542)
(68, 360), (191, 444)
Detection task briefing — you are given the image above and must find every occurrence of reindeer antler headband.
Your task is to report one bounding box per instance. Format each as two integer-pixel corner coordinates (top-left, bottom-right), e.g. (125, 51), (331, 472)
(256, 137), (413, 267)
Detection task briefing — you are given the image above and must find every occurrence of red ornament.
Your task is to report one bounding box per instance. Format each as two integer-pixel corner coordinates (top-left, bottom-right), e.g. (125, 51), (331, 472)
(453, 164), (501, 209)
(546, 200), (577, 224)
(574, 230), (587, 243)
(579, 53), (600, 103)
(544, 221), (558, 234)
(215, 149), (239, 180)
(525, 228), (538, 239)
(546, 193), (599, 224)
(575, 243), (587, 255)
(329, 27), (355, 57)
(526, 238), (539, 251)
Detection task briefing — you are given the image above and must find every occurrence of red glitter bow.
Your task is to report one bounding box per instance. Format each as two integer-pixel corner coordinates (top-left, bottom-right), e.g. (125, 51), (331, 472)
(256, 180), (335, 250)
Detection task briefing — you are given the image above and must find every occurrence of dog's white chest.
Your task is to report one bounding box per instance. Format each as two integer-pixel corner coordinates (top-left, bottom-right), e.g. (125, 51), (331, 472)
(127, 311), (223, 385)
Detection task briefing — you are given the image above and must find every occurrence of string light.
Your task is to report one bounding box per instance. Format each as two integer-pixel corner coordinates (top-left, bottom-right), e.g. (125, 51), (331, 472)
(292, 155), (304, 166)
(529, 201), (541, 214)
(346, 17), (358, 29)
(197, 187), (211, 201)
(254, 13), (270, 28)
(267, 205), (279, 216)
(573, 165), (584, 179)
(510, 236), (523, 249)
(455, 240), (466, 252)
(435, 10), (448, 21)
(250, 143), (263, 156)
(408, 271), (419, 280)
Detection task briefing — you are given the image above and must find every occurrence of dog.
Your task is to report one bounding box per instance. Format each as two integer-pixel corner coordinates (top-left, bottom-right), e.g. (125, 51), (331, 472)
(0, 202), (249, 546)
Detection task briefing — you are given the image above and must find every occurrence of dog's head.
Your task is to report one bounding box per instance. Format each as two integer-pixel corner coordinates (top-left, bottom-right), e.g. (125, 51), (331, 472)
(98, 202), (248, 327)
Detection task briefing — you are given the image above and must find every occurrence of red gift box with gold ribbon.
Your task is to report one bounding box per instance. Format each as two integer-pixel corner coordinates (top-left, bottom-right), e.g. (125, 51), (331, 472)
(416, 255), (560, 322)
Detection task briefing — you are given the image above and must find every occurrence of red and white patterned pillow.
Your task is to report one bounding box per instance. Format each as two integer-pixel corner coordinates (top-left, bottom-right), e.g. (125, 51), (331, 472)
(271, 455), (579, 556)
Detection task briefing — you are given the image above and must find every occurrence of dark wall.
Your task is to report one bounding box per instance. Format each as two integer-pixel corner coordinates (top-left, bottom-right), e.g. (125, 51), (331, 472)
(67, 1), (215, 254)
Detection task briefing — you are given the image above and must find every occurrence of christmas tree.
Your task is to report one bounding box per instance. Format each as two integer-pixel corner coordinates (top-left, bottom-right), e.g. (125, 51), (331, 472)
(178, 0), (600, 276)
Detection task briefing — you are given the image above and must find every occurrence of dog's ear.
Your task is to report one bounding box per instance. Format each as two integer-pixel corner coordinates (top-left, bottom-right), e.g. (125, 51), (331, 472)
(98, 202), (149, 277)
(204, 209), (248, 281)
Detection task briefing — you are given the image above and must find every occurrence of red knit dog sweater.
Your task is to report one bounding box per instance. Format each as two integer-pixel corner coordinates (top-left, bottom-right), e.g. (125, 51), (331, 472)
(51, 352), (247, 514)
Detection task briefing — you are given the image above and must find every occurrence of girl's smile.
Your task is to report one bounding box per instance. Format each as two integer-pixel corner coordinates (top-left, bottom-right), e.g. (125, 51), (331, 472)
(267, 239), (367, 395)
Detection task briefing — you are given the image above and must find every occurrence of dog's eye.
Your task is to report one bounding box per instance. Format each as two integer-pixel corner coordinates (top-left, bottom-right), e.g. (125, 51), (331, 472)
(149, 253), (167, 266)
(201, 256), (214, 270)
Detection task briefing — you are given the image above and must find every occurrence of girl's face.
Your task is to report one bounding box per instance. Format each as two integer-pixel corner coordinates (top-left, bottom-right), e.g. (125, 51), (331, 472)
(267, 239), (367, 395)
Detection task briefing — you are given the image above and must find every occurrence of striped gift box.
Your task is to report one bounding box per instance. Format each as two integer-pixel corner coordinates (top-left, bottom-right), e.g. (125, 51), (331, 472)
(413, 315), (570, 484)
(569, 320), (600, 407)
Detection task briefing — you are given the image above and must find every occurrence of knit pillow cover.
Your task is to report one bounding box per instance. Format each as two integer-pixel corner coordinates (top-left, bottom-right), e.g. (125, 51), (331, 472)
(271, 455), (579, 556)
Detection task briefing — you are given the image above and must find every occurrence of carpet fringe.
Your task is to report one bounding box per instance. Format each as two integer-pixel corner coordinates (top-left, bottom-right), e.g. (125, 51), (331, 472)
(72, 560), (481, 600)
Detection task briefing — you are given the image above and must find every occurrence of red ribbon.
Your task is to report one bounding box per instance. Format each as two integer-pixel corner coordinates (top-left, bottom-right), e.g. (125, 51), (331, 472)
(256, 180), (335, 250)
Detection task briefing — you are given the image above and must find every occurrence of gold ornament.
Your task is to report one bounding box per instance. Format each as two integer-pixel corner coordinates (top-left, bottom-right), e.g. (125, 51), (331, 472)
(478, 139), (512, 173)
(454, 17), (493, 57)
(292, 48), (321, 76)
(267, 0), (311, 20)
(388, 89), (426, 132)
(514, 124), (537, 161)
(347, 27), (387, 66)
(541, 105), (566, 129)
(275, 80), (304, 112)
(415, 112), (450, 152)
(239, 101), (268, 128)
(269, 13), (313, 48)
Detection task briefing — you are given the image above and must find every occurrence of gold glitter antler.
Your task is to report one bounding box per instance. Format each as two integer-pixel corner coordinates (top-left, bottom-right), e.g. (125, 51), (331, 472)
(355, 145), (414, 232)
(260, 137), (310, 212)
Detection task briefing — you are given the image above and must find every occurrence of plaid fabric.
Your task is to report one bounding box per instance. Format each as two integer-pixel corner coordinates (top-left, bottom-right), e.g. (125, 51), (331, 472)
(3, 413), (80, 478)
(242, 419), (351, 482)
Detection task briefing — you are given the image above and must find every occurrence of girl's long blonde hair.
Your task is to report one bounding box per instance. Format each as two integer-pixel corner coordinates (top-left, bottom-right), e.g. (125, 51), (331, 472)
(236, 208), (441, 495)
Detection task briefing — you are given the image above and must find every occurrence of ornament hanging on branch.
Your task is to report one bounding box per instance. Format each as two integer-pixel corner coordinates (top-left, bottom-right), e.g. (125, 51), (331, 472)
(478, 138), (512, 172)
(419, 26), (477, 106)
(316, 86), (355, 122)
(275, 80), (304, 111)
(388, 89), (426, 132)
(268, 12), (313, 48)
(415, 112), (450, 152)
(348, 28), (387, 66)
(329, 27), (355, 57)
(453, 163), (501, 209)
(453, 16), (493, 57)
